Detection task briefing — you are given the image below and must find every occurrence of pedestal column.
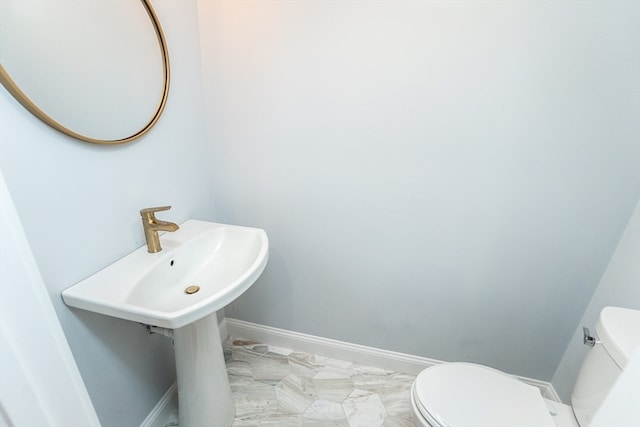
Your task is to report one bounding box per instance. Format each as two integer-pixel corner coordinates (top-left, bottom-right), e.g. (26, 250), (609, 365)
(173, 313), (235, 427)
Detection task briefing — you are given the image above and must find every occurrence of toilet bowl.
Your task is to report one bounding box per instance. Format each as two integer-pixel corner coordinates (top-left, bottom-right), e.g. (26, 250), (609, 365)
(409, 306), (640, 427)
(409, 363), (578, 427)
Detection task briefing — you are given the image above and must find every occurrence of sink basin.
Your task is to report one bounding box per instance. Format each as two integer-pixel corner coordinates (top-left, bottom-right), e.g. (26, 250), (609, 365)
(62, 219), (268, 328)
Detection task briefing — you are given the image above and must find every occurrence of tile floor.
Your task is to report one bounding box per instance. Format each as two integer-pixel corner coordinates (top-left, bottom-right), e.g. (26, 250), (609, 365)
(164, 338), (417, 426)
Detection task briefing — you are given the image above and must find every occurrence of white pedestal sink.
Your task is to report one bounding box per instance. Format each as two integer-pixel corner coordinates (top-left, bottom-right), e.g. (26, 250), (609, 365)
(62, 220), (269, 427)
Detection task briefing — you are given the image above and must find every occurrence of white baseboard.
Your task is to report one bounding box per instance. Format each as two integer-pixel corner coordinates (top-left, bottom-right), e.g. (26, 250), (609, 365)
(224, 318), (562, 402)
(139, 382), (177, 427)
(224, 318), (441, 375)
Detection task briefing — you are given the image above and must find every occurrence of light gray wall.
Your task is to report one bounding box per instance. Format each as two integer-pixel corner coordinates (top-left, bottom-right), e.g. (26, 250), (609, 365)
(198, 0), (640, 381)
(552, 202), (640, 402)
(0, 2), (213, 425)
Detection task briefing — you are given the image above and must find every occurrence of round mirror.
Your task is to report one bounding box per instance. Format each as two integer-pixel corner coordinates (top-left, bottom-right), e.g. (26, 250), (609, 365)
(0, 0), (169, 144)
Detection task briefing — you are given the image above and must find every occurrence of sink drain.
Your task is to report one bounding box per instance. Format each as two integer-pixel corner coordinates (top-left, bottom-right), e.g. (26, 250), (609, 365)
(184, 285), (200, 295)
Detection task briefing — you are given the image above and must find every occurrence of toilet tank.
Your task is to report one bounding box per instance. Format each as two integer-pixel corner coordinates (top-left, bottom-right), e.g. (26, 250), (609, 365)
(571, 306), (640, 426)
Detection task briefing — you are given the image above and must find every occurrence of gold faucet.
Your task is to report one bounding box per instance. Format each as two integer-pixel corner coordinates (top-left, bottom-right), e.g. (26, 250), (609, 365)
(140, 206), (179, 253)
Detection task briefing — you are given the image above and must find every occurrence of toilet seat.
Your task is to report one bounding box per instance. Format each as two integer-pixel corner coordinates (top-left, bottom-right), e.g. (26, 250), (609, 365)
(413, 363), (556, 427)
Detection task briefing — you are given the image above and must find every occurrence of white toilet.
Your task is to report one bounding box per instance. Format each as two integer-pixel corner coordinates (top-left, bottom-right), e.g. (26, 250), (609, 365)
(410, 306), (640, 427)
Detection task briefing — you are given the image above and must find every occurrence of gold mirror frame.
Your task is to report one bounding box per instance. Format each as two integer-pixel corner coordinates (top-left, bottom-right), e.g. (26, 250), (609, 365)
(0, 0), (170, 145)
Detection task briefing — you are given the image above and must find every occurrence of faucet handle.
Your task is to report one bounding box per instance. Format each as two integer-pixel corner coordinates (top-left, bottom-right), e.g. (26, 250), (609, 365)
(140, 205), (172, 218)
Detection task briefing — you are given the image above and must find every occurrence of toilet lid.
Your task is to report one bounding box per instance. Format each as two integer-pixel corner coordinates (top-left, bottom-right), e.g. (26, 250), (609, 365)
(413, 363), (556, 427)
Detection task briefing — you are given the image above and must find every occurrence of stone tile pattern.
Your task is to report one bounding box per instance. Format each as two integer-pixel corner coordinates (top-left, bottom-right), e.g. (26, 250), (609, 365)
(165, 338), (417, 426)
(226, 338), (417, 427)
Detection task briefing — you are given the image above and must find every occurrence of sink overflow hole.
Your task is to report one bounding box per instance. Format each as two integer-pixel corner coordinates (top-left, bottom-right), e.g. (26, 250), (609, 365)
(185, 285), (200, 295)
(170, 260), (174, 266)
